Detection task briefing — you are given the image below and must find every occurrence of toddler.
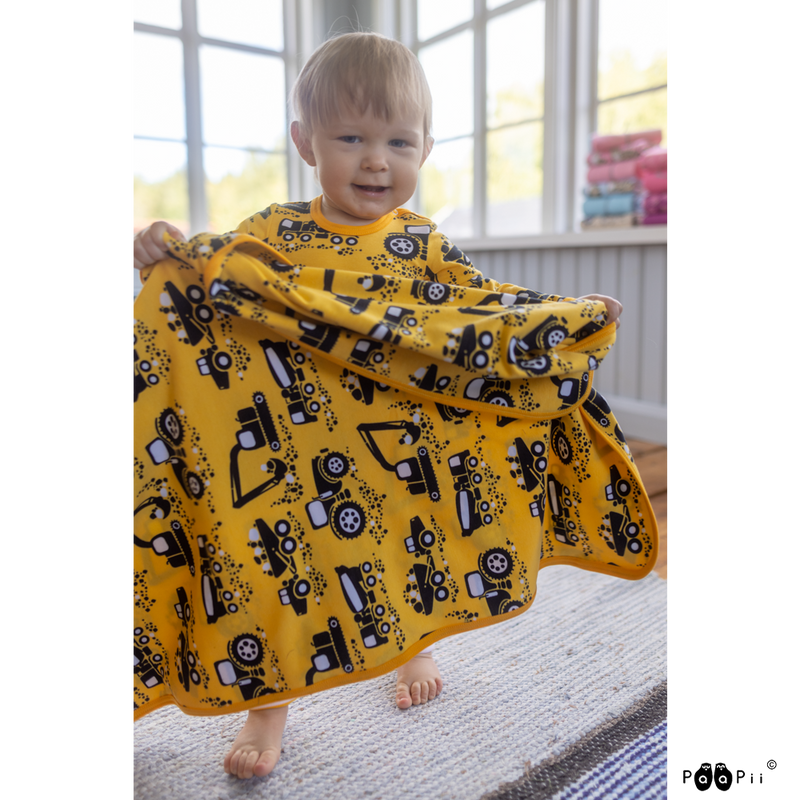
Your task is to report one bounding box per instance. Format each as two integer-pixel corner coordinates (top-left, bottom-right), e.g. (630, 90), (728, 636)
(134, 32), (623, 780)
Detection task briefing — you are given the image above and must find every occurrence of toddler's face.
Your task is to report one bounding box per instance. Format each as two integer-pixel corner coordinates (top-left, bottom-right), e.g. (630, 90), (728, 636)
(292, 107), (432, 226)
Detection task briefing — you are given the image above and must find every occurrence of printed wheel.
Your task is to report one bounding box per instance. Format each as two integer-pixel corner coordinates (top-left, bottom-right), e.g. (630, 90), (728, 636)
(229, 634), (264, 667)
(484, 390), (513, 408)
(384, 234), (420, 259)
(423, 283), (450, 303)
(501, 600), (524, 614)
(182, 470), (205, 499)
(432, 571), (445, 586)
(627, 539), (643, 554)
(331, 501), (365, 539)
(195, 304), (214, 324)
(544, 326), (568, 348)
(479, 548), (513, 579)
(553, 429), (572, 465)
(295, 580), (311, 597)
(321, 452), (349, 480)
(213, 351), (232, 370)
(525, 355), (551, 375)
(617, 479), (631, 497)
(157, 409), (184, 445)
(280, 536), (297, 555)
(435, 586), (449, 602)
(186, 285), (205, 304)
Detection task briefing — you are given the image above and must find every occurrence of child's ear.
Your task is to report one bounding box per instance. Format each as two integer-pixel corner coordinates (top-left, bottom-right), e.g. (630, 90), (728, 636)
(291, 121), (316, 167)
(420, 136), (434, 168)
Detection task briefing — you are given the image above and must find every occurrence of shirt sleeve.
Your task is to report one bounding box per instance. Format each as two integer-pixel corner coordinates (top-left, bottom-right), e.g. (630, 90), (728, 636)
(427, 230), (576, 304)
(233, 204), (276, 238)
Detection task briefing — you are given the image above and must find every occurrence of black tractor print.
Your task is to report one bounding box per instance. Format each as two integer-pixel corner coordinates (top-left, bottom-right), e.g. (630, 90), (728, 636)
(305, 449), (366, 540)
(144, 409), (205, 501)
(305, 617), (354, 686)
(464, 548), (522, 617)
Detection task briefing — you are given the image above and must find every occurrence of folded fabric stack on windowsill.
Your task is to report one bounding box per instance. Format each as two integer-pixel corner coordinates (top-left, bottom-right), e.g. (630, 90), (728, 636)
(636, 146), (667, 226)
(580, 129), (664, 231)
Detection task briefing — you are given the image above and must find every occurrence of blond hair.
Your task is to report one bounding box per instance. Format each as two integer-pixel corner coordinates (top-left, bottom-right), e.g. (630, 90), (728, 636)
(290, 32), (433, 140)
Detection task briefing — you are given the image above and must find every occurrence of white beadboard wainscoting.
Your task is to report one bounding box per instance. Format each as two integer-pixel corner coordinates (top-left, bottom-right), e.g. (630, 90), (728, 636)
(463, 230), (667, 445)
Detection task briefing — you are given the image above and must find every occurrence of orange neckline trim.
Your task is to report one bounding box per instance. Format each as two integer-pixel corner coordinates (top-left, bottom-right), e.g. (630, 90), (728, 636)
(310, 196), (399, 235)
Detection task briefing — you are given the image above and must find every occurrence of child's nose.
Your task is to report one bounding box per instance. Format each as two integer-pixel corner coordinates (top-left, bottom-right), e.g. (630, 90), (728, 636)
(361, 147), (388, 171)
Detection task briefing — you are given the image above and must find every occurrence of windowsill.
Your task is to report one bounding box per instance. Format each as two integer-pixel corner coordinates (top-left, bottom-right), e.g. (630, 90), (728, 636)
(454, 225), (667, 252)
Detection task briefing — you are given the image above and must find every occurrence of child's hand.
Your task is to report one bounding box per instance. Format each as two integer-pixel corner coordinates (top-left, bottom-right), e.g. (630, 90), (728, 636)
(579, 294), (623, 328)
(134, 221), (186, 270)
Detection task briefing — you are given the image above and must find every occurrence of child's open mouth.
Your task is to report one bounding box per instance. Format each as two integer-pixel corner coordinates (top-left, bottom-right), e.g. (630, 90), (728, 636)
(354, 185), (389, 196)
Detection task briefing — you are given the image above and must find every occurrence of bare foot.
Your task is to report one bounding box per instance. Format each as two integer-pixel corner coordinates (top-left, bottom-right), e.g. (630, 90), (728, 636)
(395, 651), (443, 709)
(223, 704), (289, 779)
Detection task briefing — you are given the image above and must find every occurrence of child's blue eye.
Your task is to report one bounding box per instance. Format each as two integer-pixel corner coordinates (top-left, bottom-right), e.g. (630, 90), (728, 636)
(389, 139), (407, 148)
(339, 135), (360, 143)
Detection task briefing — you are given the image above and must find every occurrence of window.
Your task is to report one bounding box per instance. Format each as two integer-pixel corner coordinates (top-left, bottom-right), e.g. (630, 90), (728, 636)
(406, 0), (667, 239)
(414, 0), (546, 239)
(133, 0), (289, 237)
(597, 0), (667, 144)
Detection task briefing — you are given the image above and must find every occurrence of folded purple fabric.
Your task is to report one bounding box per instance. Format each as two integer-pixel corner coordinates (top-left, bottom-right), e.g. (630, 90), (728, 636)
(643, 193), (667, 216)
(642, 213), (667, 226)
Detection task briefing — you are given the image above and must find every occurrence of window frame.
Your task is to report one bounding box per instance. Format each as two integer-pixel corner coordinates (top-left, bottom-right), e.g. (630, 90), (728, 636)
(134, 0), (309, 234)
(397, 0), (666, 246)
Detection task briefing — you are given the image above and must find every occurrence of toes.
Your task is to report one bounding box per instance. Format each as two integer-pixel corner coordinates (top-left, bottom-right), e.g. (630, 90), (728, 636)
(226, 749), (241, 777)
(396, 682), (412, 709)
(411, 681), (430, 705)
(225, 748), (279, 779)
(241, 750), (260, 779)
(254, 749), (278, 777)
(253, 750), (280, 778)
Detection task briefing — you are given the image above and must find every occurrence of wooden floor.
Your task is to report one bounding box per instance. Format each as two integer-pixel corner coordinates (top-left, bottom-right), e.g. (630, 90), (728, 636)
(628, 438), (667, 580)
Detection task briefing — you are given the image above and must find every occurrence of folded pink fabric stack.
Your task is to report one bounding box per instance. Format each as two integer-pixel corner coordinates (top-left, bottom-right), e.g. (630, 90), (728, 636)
(636, 146), (667, 226)
(581, 130), (667, 230)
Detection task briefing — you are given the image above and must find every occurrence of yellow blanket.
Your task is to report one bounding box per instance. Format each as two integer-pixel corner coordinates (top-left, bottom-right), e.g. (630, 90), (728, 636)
(133, 232), (658, 720)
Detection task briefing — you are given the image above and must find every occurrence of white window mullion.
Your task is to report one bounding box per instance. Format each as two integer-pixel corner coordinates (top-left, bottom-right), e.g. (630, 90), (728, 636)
(541, 0), (557, 234)
(553, 0), (574, 233)
(285, 0), (314, 201)
(401, 0), (421, 212)
(473, 0), (487, 239)
(573, 0), (599, 231)
(181, 0), (207, 233)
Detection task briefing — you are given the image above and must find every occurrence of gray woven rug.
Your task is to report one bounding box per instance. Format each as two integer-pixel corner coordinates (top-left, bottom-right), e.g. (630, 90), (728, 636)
(134, 566), (666, 800)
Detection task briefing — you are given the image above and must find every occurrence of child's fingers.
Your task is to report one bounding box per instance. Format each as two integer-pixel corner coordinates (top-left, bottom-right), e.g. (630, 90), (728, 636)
(134, 221), (186, 270)
(133, 234), (167, 270)
(163, 222), (187, 242)
(580, 294), (622, 325)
